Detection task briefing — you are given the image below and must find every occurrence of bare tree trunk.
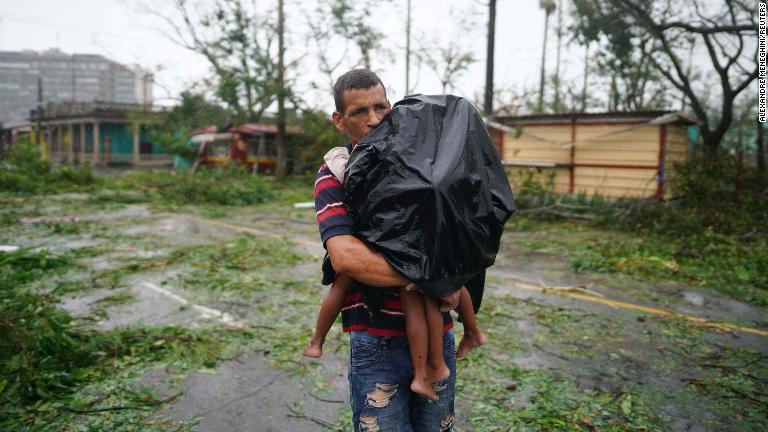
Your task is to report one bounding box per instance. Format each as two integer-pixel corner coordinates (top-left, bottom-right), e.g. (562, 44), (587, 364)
(275, 0), (287, 177)
(609, 74), (617, 111)
(581, 42), (589, 112)
(701, 129), (726, 162)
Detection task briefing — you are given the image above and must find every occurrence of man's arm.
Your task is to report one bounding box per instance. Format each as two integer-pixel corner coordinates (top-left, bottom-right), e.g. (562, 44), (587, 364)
(327, 235), (463, 311)
(326, 235), (410, 287)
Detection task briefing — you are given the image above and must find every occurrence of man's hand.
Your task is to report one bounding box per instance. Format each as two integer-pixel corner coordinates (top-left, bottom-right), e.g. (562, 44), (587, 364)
(439, 290), (461, 312)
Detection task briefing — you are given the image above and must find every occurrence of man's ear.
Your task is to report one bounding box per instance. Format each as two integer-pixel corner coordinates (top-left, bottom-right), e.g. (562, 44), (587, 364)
(331, 112), (345, 133)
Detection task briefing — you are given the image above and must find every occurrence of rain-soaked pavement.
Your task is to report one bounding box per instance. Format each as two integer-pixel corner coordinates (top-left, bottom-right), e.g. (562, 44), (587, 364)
(4, 195), (767, 431)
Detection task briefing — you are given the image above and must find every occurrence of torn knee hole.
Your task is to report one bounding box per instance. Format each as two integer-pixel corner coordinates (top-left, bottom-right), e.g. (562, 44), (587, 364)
(366, 383), (398, 408)
(432, 381), (448, 393)
(441, 413), (455, 431)
(359, 415), (380, 432)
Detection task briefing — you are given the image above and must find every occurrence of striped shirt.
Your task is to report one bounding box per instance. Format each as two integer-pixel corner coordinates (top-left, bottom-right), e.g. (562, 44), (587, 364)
(314, 156), (453, 337)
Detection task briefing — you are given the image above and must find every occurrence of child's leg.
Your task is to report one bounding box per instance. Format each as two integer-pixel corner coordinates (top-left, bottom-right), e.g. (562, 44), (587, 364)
(456, 287), (487, 358)
(302, 274), (352, 358)
(400, 287), (438, 400)
(424, 295), (451, 382)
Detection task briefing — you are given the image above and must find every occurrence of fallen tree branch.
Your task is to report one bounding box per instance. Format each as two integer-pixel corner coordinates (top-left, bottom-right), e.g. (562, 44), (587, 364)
(682, 378), (766, 406)
(62, 391), (182, 415)
(538, 280), (607, 298)
(285, 402), (335, 428)
(62, 405), (153, 414)
(309, 392), (345, 404)
(0, 318), (33, 370)
(517, 204), (597, 221)
(532, 343), (572, 362)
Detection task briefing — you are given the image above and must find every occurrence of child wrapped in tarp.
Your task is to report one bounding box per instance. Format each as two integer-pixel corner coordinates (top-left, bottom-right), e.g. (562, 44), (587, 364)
(338, 94), (516, 313)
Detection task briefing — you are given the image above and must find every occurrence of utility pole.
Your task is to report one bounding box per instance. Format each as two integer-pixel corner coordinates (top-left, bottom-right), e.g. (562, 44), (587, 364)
(553, 0), (562, 112)
(35, 77), (43, 151)
(538, 0), (556, 113)
(405, 0), (411, 96)
(71, 56), (77, 102)
(484, 0), (496, 116)
(276, 0), (287, 177)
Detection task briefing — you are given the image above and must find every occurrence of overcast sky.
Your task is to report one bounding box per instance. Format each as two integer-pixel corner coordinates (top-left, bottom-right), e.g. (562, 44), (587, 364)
(2, 0), (714, 115)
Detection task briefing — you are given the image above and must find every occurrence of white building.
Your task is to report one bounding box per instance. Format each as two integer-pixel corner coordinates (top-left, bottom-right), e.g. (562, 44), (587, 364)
(0, 48), (154, 124)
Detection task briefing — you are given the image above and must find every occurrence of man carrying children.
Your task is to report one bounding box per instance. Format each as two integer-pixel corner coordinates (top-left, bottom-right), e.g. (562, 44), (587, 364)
(313, 69), (463, 431)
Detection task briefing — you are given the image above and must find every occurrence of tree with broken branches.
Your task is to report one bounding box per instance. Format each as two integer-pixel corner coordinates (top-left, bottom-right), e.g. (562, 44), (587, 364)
(305, 9), (348, 96)
(151, 0), (286, 123)
(414, 7), (479, 96)
(572, 0), (758, 158)
(416, 40), (477, 95)
(325, 0), (394, 71)
(571, 0), (674, 111)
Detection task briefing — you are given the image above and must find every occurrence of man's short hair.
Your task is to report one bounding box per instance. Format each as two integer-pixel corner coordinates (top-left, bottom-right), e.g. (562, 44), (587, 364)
(333, 69), (386, 113)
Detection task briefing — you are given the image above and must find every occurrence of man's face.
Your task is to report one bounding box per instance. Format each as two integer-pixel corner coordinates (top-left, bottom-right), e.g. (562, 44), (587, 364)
(332, 84), (391, 146)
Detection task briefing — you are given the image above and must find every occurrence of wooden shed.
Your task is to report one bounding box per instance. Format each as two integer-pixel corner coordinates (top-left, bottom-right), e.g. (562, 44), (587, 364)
(488, 111), (697, 200)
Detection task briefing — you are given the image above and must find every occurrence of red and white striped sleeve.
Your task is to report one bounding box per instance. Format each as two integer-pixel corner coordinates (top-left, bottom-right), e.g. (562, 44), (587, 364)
(314, 164), (354, 245)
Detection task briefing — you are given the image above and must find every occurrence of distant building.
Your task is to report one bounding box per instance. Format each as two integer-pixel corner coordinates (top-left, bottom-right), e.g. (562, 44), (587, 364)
(0, 48), (153, 124)
(35, 100), (169, 167)
(488, 111), (697, 200)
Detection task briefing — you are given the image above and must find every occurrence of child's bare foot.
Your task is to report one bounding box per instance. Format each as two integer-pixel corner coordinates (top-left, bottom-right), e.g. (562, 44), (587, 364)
(411, 376), (438, 400)
(457, 329), (486, 358)
(429, 362), (451, 383)
(301, 339), (323, 358)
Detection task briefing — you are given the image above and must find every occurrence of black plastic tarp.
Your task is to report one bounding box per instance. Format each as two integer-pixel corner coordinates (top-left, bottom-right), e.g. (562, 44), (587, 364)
(344, 94), (516, 311)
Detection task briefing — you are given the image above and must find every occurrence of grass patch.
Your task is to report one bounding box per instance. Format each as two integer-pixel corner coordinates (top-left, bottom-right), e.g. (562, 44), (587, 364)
(455, 293), (768, 431)
(2, 138), (314, 208)
(457, 297), (662, 431)
(646, 316), (768, 430)
(504, 215), (768, 307)
(45, 219), (106, 236)
(171, 235), (307, 301)
(569, 232), (768, 306)
(0, 140), (98, 195)
(171, 235), (322, 371)
(102, 169), (276, 206)
(89, 293), (138, 319)
(91, 293), (137, 308)
(508, 156), (768, 307)
(0, 247), (254, 430)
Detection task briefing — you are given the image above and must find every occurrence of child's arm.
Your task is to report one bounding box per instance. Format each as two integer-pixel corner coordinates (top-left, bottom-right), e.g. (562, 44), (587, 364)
(302, 274), (353, 358)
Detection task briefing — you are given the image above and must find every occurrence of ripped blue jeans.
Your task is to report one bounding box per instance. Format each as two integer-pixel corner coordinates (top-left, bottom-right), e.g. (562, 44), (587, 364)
(349, 330), (456, 432)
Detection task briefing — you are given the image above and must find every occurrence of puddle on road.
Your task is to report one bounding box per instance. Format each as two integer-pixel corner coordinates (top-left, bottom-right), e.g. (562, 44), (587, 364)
(682, 291), (705, 306)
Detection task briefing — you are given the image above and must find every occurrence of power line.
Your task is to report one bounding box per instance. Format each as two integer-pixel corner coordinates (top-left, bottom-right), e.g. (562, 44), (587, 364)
(0, 10), (158, 42)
